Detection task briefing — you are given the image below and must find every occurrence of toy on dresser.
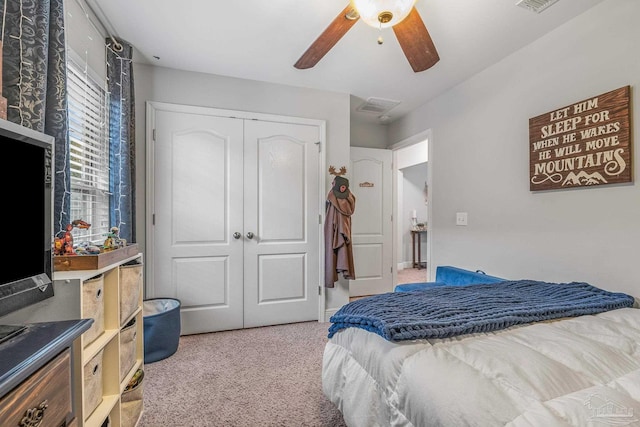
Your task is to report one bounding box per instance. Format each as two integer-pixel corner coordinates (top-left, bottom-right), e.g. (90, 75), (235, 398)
(53, 219), (91, 255)
(103, 226), (126, 251)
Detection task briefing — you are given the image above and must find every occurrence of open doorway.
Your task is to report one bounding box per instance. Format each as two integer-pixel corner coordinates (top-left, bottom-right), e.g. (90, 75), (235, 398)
(392, 133), (430, 286)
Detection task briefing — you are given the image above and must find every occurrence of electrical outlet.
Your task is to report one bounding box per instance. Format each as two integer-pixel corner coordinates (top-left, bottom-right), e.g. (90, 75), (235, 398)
(456, 212), (468, 226)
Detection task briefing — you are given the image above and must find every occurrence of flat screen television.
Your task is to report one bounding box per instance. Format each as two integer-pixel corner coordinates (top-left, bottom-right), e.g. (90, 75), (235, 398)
(0, 119), (55, 318)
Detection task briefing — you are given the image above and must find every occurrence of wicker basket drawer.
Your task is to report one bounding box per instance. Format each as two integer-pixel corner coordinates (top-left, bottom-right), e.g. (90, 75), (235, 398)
(120, 317), (137, 381)
(82, 274), (105, 347)
(119, 262), (142, 325)
(121, 369), (144, 427)
(83, 349), (104, 419)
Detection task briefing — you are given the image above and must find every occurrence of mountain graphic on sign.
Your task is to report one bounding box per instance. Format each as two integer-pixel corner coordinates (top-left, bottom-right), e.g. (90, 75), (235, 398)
(562, 171), (608, 186)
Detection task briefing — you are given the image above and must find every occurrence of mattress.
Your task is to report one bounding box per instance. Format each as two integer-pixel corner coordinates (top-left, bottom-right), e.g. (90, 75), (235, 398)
(322, 307), (640, 427)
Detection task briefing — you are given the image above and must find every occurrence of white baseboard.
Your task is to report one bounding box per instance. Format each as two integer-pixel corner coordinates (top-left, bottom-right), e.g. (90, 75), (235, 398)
(324, 308), (339, 322)
(399, 261), (414, 269)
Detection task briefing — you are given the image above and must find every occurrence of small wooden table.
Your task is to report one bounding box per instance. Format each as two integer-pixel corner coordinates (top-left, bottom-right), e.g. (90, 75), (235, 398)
(411, 229), (427, 269)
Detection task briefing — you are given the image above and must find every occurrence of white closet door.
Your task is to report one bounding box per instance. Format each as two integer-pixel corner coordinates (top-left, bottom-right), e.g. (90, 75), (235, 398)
(153, 110), (244, 334)
(151, 104), (323, 334)
(243, 120), (320, 328)
(349, 147), (393, 296)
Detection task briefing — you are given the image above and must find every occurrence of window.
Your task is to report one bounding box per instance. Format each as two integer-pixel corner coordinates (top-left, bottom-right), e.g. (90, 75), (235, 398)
(66, 55), (111, 244)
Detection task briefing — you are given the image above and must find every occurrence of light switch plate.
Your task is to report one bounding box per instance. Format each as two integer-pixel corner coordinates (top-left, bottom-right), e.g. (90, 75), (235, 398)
(456, 212), (468, 226)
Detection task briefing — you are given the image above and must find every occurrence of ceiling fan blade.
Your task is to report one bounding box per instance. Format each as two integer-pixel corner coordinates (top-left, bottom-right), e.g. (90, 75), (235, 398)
(294, 5), (359, 69)
(393, 7), (440, 72)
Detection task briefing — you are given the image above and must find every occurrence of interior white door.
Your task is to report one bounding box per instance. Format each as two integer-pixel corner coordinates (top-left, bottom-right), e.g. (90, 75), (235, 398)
(243, 120), (320, 328)
(349, 147), (393, 296)
(153, 110), (244, 334)
(151, 104), (322, 334)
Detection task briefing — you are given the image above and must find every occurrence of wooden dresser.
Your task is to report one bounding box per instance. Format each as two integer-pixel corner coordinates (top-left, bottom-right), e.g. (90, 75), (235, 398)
(0, 319), (91, 427)
(1, 254), (145, 426)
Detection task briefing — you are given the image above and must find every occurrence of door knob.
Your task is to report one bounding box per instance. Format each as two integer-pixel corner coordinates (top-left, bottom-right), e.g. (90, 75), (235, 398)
(246, 232), (254, 239)
(233, 232), (241, 239)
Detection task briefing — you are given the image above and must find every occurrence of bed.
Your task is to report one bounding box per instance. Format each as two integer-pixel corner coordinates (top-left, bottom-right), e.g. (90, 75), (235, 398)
(322, 280), (640, 426)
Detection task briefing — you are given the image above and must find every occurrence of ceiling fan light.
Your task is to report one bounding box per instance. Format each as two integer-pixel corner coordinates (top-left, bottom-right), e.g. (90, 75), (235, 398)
(351, 0), (416, 28)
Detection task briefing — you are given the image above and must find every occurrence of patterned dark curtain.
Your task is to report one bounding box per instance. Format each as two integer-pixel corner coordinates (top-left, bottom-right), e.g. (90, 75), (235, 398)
(106, 37), (136, 244)
(0, 0), (70, 234)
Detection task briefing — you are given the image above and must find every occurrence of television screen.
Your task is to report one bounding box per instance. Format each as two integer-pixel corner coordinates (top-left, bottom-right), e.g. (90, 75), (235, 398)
(0, 120), (54, 317)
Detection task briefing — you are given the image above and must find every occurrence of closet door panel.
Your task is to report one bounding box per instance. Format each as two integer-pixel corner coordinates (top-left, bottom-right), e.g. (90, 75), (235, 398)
(172, 131), (226, 243)
(256, 137), (305, 241)
(243, 120), (320, 328)
(174, 256), (228, 306)
(258, 253), (306, 301)
(153, 110), (244, 334)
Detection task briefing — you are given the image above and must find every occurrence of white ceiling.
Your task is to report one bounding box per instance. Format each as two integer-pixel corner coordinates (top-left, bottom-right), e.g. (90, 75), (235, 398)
(90, 0), (604, 124)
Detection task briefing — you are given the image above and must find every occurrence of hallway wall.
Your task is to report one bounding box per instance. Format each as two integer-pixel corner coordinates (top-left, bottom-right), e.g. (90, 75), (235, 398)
(387, 0), (640, 295)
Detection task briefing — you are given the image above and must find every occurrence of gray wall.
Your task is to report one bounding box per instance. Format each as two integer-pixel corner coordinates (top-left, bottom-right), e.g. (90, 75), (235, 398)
(133, 64), (352, 311)
(349, 94), (389, 148)
(351, 117), (388, 148)
(388, 0), (640, 295)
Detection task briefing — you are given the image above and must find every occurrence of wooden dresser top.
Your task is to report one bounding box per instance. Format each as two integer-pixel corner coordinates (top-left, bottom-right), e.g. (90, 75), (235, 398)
(0, 319), (91, 397)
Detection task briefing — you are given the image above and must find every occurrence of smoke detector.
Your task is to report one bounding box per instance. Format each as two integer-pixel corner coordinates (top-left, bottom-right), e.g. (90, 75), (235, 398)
(516, 0), (560, 13)
(356, 97), (401, 114)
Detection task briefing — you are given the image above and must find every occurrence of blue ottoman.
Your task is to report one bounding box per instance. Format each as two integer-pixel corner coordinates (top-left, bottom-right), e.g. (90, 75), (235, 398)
(395, 266), (505, 292)
(394, 281), (447, 292)
(143, 298), (181, 363)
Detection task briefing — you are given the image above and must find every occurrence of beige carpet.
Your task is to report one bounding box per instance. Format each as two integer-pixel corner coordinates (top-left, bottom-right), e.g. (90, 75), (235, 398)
(138, 321), (347, 427)
(139, 272), (429, 426)
(397, 267), (429, 284)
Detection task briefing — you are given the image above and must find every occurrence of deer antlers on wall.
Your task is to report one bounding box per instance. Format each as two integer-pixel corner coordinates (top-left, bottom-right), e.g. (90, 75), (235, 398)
(329, 165), (347, 176)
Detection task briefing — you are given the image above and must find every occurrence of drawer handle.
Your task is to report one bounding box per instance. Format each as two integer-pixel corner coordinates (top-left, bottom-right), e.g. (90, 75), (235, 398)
(19, 400), (48, 427)
(96, 288), (102, 299)
(93, 364), (99, 375)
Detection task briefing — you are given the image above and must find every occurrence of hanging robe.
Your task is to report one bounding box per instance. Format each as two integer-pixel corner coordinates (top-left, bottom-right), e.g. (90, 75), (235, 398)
(324, 189), (356, 287)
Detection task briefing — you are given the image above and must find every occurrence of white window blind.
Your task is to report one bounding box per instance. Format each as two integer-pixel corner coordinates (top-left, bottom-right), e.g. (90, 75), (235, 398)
(67, 55), (111, 244)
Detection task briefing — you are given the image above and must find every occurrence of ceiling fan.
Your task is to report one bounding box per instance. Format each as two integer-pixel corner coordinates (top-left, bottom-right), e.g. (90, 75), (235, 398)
(294, 0), (440, 73)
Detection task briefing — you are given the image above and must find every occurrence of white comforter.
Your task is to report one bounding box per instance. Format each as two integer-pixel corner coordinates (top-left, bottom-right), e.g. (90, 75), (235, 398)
(323, 307), (640, 427)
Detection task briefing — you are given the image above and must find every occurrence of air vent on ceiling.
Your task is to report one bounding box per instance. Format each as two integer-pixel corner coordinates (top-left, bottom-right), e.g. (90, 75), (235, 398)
(356, 97), (401, 114)
(516, 0), (560, 13)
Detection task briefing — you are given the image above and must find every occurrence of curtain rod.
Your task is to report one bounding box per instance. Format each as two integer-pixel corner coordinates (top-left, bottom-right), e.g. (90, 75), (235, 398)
(78, 0), (123, 51)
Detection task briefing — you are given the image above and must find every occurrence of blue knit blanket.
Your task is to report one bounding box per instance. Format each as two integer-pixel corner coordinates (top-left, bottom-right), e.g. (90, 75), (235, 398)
(328, 280), (635, 341)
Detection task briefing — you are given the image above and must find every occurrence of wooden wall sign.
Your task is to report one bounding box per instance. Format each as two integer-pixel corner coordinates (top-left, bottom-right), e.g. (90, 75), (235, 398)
(529, 86), (631, 191)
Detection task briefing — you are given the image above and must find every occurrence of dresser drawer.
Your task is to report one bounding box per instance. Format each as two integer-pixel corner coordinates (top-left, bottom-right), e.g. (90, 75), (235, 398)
(0, 349), (72, 427)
